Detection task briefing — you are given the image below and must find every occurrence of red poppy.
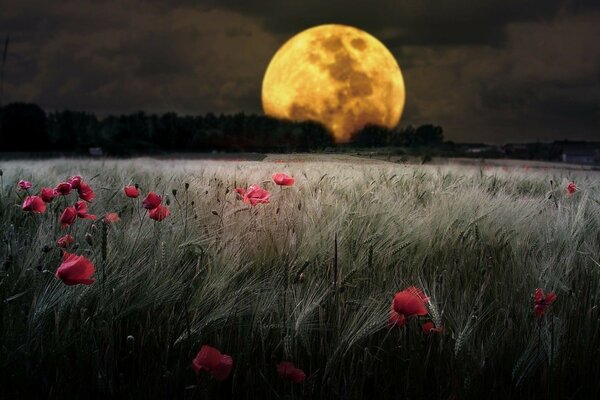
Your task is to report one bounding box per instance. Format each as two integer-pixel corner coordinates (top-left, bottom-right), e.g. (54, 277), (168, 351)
(75, 200), (96, 220)
(389, 286), (429, 327)
(388, 307), (406, 327)
(60, 206), (77, 228)
(566, 182), (577, 196)
(192, 345), (233, 381)
(57, 234), (75, 248)
(55, 252), (95, 285)
(124, 185), (139, 198)
(40, 187), (56, 203)
(22, 196), (46, 213)
(104, 212), (120, 223)
(276, 361), (306, 383)
(55, 182), (73, 196)
(77, 181), (95, 202)
(235, 184), (271, 206)
(142, 192), (161, 209)
(18, 180), (32, 190)
(272, 173), (295, 186)
(68, 176), (82, 189)
(421, 321), (444, 335)
(534, 288), (557, 319)
(149, 204), (170, 221)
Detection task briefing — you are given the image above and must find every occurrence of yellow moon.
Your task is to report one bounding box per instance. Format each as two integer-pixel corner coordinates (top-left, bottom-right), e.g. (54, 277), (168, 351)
(262, 24), (405, 143)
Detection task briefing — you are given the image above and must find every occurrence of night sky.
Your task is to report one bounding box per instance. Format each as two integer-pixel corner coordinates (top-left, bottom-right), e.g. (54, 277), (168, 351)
(1, 0), (599, 143)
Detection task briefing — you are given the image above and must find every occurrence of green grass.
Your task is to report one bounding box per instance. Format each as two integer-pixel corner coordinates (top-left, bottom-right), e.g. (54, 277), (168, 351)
(1, 158), (599, 399)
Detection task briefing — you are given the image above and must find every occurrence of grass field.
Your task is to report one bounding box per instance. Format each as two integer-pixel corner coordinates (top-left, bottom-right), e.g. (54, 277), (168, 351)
(1, 157), (599, 399)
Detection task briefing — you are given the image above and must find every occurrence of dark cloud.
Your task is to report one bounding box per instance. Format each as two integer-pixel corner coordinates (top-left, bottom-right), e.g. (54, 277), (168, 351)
(209, 0), (599, 46)
(0, 0), (598, 143)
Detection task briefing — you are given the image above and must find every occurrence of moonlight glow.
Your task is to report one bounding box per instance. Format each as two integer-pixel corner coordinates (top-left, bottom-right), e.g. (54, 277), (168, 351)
(261, 24), (405, 143)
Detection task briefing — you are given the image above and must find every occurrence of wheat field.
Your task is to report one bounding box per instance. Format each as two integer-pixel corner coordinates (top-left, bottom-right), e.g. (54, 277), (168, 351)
(1, 157), (599, 399)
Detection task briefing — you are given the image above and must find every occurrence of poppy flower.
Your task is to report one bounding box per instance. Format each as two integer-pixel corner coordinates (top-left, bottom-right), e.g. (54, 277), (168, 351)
(566, 182), (577, 196)
(272, 173), (295, 186)
(149, 204), (170, 221)
(55, 252), (95, 285)
(74, 200), (96, 220)
(77, 181), (95, 202)
(534, 288), (557, 319)
(276, 361), (306, 383)
(388, 308), (406, 327)
(124, 185), (139, 198)
(22, 196), (46, 213)
(40, 187), (56, 203)
(104, 212), (120, 223)
(421, 321), (444, 335)
(235, 184), (271, 206)
(18, 180), (32, 190)
(142, 192), (161, 210)
(60, 206), (77, 228)
(389, 286), (429, 327)
(192, 345), (233, 381)
(68, 176), (82, 189)
(55, 182), (73, 196)
(57, 234), (75, 248)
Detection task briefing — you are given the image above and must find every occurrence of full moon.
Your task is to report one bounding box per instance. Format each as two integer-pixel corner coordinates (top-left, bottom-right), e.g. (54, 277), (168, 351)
(262, 24), (405, 143)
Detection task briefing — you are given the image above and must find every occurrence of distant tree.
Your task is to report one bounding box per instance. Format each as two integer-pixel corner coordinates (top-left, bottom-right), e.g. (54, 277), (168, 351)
(415, 124), (443, 146)
(0, 102), (48, 151)
(47, 110), (99, 151)
(390, 125), (415, 147)
(390, 124), (443, 147)
(352, 124), (392, 147)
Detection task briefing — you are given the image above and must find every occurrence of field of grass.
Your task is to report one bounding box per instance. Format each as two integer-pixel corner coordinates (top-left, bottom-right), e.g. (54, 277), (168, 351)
(1, 157), (599, 399)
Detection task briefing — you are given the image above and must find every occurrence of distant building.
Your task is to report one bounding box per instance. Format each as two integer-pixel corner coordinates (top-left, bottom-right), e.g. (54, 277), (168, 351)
(89, 147), (103, 157)
(465, 146), (495, 154)
(561, 146), (599, 164)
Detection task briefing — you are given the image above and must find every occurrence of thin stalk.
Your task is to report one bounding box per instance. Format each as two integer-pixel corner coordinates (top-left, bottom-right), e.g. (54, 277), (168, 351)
(184, 184), (189, 238)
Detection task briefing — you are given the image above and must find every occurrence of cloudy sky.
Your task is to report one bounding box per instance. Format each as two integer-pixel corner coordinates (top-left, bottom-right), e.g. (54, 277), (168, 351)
(1, 0), (598, 143)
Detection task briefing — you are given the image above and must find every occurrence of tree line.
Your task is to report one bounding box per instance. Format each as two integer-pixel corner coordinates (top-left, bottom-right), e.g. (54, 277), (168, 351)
(0, 102), (444, 154)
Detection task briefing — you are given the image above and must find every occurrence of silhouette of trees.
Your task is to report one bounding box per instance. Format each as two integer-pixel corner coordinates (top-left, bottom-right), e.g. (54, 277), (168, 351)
(352, 123), (444, 148)
(0, 102), (48, 151)
(351, 124), (392, 147)
(0, 102), (445, 154)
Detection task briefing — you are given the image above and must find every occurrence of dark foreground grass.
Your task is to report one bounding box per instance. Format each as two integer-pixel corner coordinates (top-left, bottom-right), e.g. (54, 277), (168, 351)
(0, 158), (599, 399)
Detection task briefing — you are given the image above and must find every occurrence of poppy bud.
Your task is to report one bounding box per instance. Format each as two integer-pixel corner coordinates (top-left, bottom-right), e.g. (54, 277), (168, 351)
(298, 272), (305, 283)
(85, 233), (93, 246)
(172, 189), (177, 196)
(165, 197), (170, 206)
(134, 183), (139, 189)
(191, 201), (195, 206)
(127, 335), (135, 345)
(185, 183), (190, 190)
(211, 210), (218, 216)
(42, 244), (52, 253)
(0, 169), (3, 176)
(298, 202), (302, 210)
